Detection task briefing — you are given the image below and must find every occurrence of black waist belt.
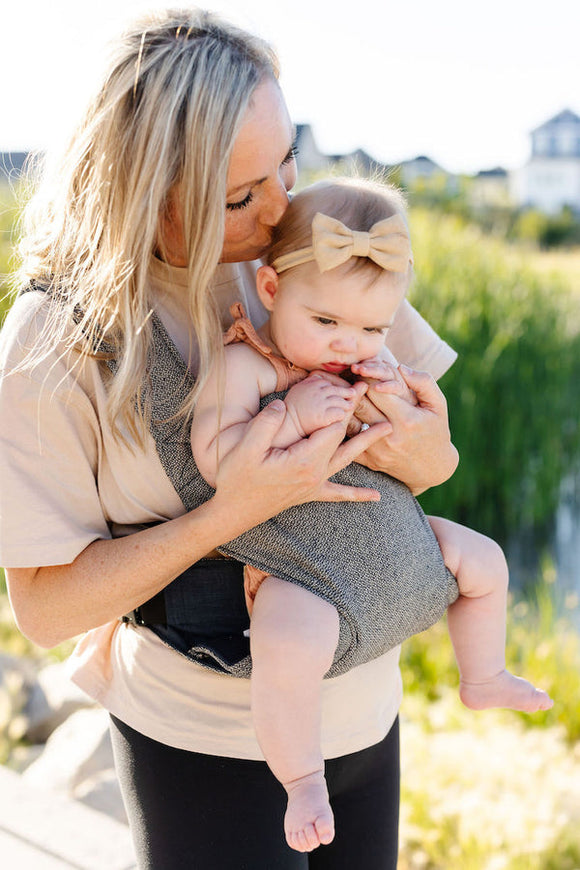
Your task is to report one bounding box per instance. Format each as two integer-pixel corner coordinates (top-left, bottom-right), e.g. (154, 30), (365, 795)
(122, 556), (246, 632)
(122, 588), (168, 626)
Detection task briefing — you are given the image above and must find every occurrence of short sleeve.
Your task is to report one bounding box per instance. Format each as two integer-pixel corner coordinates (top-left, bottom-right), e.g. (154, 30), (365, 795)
(0, 295), (111, 567)
(385, 299), (457, 380)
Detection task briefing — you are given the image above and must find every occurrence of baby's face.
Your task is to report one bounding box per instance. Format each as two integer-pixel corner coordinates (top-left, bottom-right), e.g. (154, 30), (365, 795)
(269, 262), (408, 373)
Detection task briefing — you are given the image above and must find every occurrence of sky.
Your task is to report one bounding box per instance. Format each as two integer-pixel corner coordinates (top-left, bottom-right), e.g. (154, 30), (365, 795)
(2, 0), (579, 175)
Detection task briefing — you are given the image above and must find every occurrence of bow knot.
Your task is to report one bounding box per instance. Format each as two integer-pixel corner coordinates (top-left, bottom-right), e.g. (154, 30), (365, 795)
(271, 212), (412, 275)
(311, 212), (412, 274)
(350, 230), (371, 258)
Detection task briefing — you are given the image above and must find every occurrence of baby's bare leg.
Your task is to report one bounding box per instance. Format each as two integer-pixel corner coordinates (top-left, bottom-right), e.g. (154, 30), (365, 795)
(428, 516), (553, 713)
(250, 577), (340, 852)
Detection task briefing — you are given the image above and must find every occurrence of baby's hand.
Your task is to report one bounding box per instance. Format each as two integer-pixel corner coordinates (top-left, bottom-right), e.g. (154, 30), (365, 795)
(351, 358), (418, 405)
(285, 373), (366, 439)
(347, 358), (417, 433)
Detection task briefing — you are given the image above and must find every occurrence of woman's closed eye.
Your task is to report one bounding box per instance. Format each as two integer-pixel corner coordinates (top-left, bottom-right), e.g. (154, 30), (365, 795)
(226, 191), (254, 211)
(226, 141), (298, 212)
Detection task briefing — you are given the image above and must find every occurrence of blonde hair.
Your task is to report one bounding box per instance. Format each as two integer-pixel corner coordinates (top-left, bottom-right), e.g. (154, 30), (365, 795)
(17, 8), (278, 443)
(268, 177), (410, 281)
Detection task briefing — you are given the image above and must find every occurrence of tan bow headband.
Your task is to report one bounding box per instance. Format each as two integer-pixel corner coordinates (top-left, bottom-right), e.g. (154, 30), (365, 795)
(272, 212), (413, 275)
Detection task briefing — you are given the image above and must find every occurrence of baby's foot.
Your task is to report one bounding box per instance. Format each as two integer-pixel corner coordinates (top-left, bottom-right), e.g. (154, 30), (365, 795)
(283, 769), (335, 852)
(460, 669), (553, 713)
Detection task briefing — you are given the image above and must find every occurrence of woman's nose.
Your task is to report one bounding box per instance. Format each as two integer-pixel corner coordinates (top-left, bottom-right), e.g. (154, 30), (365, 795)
(262, 176), (290, 227)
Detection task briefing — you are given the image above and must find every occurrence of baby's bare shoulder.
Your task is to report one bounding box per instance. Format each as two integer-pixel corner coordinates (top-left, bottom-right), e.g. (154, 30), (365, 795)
(224, 341), (278, 396)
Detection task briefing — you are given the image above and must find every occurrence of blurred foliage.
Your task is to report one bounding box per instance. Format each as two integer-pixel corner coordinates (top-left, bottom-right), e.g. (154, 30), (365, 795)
(410, 209), (580, 547)
(400, 577), (580, 743)
(407, 175), (580, 249)
(0, 184), (20, 327)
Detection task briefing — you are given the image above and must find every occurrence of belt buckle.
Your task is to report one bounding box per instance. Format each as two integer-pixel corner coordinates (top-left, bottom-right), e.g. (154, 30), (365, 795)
(121, 608), (144, 626)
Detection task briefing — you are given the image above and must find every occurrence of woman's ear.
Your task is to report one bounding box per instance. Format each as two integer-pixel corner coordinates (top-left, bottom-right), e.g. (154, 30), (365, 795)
(256, 265), (280, 311)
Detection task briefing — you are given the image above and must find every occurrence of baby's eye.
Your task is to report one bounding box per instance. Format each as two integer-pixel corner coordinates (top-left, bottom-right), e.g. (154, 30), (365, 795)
(315, 316), (335, 326)
(364, 326), (387, 334)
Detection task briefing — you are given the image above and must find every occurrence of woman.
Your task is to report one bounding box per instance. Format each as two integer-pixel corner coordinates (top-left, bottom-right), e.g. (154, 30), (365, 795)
(0, 10), (457, 869)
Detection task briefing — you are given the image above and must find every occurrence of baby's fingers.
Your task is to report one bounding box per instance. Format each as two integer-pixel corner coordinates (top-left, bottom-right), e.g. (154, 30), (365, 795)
(318, 405), (351, 426)
(351, 360), (397, 380)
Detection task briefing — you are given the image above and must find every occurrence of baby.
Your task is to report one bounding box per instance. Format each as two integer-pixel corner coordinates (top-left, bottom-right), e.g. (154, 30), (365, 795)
(191, 178), (552, 854)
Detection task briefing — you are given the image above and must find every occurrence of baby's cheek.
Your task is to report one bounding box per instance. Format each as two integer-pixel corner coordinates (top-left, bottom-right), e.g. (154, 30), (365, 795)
(362, 339), (386, 362)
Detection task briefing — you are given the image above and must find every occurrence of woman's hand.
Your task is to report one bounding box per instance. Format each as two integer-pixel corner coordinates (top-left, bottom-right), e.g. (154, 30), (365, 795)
(352, 365), (459, 495)
(211, 397), (392, 536)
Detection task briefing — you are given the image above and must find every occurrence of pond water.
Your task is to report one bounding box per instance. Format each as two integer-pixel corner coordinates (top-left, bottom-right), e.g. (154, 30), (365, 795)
(506, 472), (580, 625)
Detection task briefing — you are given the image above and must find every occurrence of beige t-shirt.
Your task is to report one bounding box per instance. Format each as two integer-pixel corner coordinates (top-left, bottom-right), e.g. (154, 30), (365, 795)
(0, 259), (456, 759)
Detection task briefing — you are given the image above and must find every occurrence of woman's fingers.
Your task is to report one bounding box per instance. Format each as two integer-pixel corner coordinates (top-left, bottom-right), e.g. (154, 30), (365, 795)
(328, 420), (392, 475)
(398, 365), (448, 413)
(303, 419), (392, 503)
(315, 480), (381, 502)
(352, 393), (389, 426)
(237, 399), (288, 458)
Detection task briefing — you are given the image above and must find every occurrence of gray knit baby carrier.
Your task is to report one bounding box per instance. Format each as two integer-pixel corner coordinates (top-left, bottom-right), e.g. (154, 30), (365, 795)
(131, 310), (459, 677)
(25, 285), (458, 678)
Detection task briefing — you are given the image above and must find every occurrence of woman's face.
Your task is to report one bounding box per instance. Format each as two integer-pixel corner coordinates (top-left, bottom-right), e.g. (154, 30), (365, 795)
(221, 78), (297, 263)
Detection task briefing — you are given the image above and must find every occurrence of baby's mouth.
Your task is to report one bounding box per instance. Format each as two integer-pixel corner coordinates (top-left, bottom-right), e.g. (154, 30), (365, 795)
(320, 362), (349, 374)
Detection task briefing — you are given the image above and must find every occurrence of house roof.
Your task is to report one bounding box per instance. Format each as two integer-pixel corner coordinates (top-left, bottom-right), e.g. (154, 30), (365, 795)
(532, 108), (580, 134)
(399, 155), (443, 171)
(475, 167), (508, 178)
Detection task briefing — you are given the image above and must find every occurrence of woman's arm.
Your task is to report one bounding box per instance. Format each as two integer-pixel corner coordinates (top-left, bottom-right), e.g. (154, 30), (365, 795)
(7, 401), (390, 648)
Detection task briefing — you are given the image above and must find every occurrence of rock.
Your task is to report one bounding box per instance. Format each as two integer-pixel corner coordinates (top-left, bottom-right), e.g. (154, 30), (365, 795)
(22, 707), (115, 794)
(24, 660), (95, 743)
(0, 651), (39, 685)
(0, 764), (136, 869)
(9, 742), (45, 773)
(74, 768), (128, 824)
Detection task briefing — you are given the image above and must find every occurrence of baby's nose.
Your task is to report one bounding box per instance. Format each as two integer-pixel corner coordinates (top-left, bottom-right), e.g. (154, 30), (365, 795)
(330, 335), (357, 354)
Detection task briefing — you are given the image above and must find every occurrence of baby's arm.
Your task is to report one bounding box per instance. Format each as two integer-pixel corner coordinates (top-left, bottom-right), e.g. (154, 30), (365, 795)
(192, 342), (276, 487)
(191, 344), (362, 486)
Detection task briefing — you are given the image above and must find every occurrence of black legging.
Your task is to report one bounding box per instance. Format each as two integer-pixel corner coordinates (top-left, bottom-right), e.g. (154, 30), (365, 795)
(110, 714), (400, 870)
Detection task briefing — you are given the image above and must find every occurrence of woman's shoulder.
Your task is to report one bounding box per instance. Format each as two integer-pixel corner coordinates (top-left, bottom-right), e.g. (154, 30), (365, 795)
(0, 288), (102, 402)
(0, 289), (53, 367)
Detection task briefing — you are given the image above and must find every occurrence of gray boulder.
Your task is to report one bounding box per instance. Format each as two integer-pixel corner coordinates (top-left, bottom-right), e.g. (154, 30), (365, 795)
(24, 660), (95, 743)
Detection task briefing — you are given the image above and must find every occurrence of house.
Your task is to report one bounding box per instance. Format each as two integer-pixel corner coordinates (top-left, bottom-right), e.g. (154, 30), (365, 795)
(294, 126), (391, 179)
(398, 155), (443, 186)
(0, 152), (29, 184)
(470, 167), (511, 209)
(294, 124), (330, 176)
(511, 109), (580, 214)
